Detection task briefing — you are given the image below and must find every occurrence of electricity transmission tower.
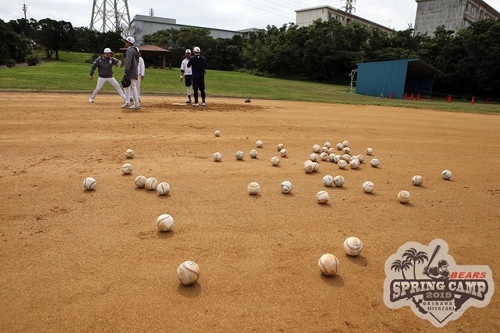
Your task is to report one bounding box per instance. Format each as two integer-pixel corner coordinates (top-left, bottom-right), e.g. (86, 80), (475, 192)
(90, 0), (131, 33)
(344, 0), (356, 14)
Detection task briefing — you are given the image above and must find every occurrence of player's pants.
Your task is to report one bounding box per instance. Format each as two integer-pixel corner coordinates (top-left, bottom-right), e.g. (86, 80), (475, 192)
(125, 79), (140, 106)
(90, 77), (126, 101)
(136, 76), (142, 100)
(192, 75), (205, 103)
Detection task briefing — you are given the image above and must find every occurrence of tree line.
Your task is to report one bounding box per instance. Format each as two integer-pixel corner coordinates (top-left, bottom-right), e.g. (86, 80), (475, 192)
(1, 17), (499, 98)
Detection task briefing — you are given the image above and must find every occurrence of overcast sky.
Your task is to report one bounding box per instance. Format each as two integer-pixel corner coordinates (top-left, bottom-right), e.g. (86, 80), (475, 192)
(2, 0), (500, 32)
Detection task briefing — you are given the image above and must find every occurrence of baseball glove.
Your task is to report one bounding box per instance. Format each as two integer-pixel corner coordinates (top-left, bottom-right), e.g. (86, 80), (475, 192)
(121, 75), (131, 88)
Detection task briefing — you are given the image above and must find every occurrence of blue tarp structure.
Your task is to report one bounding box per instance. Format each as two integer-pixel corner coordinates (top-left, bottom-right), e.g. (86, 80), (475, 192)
(355, 59), (440, 99)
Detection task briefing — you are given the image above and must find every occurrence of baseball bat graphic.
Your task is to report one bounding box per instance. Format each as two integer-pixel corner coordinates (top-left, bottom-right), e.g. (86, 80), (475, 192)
(425, 245), (441, 270)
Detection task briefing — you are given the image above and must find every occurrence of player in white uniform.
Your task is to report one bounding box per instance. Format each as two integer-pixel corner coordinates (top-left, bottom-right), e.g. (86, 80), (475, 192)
(180, 49), (193, 104)
(136, 55), (145, 102)
(88, 48), (126, 103)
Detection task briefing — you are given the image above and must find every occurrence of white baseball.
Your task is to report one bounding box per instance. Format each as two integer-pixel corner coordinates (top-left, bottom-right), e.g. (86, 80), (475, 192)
(277, 143), (285, 151)
(214, 130), (221, 137)
(412, 175), (423, 186)
(316, 190), (329, 204)
(342, 140), (350, 147)
(333, 175), (345, 187)
(320, 152), (328, 161)
(157, 214), (174, 231)
(177, 261), (200, 285)
(342, 147), (351, 154)
(336, 143), (344, 150)
(312, 144), (321, 153)
(311, 162), (319, 172)
(280, 149), (288, 157)
(271, 156), (280, 166)
(281, 181), (292, 194)
(327, 147), (336, 155)
(370, 158), (380, 168)
(304, 162), (314, 173)
(125, 148), (134, 159)
(247, 182), (260, 195)
(145, 177), (158, 190)
(235, 151), (244, 160)
(318, 253), (339, 276)
(83, 177), (96, 190)
(322, 175), (334, 187)
(362, 181), (375, 193)
(135, 175), (146, 188)
(321, 146), (329, 153)
(398, 190), (411, 203)
(350, 158), (360, 169)
(342, 154), (351, 162)
(343, 237), (363, 256)
(442, 170), (452, 180)
(309, 153), (318, 162)
(328, 153), (336, 162)
(324, 142), (331, 149)
(256, 140), (263, 148)
(357, 154), (365, 163)
(338, 160), (347, 169)
(157, 182), (171, 196)
(333, 155), (342, 163)
(366, 147), (373, 155)
(121, 163), (133, 175)
(213, 152), (222, 162)
(250, 150), (258, 159)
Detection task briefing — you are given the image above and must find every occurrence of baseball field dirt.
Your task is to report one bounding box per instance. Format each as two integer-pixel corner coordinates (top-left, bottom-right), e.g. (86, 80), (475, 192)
(1, 93), (499, 332)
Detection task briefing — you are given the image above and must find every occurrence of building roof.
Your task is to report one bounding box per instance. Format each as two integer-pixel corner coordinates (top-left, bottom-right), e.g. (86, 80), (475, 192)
(357, 58), (440, 75)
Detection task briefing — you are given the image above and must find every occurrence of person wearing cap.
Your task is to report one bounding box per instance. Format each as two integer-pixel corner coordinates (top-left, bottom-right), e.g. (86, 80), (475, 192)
(88, 48), (126, 103)
(122, 36), (140, 109)
(187, 46), (207, 107)
(179, 49), (193, 104)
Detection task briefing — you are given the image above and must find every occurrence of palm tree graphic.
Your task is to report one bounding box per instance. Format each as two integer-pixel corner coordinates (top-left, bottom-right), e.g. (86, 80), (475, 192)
(403, 248), (429, 279)
(391, 259), (412, 279)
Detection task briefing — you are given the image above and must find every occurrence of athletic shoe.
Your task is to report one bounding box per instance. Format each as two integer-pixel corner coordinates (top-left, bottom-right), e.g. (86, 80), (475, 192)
(192, 103), (199, 107)
(121, 103), (130, 108)
(129, 105), (140, 109)
(186, 99), (191, 104)
(202, 102), (206, 106)
(89, 98), (94, 103)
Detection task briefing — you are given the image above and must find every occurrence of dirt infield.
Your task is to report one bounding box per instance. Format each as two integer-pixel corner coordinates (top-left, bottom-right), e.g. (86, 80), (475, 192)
(1, 93), (499, 332)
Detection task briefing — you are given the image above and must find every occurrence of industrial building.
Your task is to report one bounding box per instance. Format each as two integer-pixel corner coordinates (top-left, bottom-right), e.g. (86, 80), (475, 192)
(414, 0), (500, 36)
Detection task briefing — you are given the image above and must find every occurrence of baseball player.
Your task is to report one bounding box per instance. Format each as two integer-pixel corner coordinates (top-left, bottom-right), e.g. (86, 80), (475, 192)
(423, 260), (450, 280)
(187, 46), (207, 107)
(180, 49), (193, 104)
(136, 55), (145, 102)
(122, 36), (140, 109)
(88, 48), (126, 103)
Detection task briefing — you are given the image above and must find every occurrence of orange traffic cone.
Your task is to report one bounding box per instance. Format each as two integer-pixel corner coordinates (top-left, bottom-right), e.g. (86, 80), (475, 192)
(404, 92), (408, 99)
(389, 91), (393, 99)
(471, 96), (475, 105)
(486, 98), (489, 104)
(417, 93), (421, 100)
(410, 93), (414, 100)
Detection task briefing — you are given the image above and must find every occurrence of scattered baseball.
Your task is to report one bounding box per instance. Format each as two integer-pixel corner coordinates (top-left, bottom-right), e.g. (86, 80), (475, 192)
(324, 142), (331, 149)
(342, 140), (350, 147)
(121, 163), (133, 175)
(83, 177), (96, 190)
(304, 162), (314, 173)
(350, 158), (360, 169)
(281, 181), (292, 194)
(309, 153), (318, 162)
(250, 150), (258, 159)
(157, 182), (171, 196)
(145, 177), (158, 190)
(318, 253), (339, 276)
(214, 130), (221, 137)
(280, 149), (288, 157)
(336, 143), (344, 150)
(320, 152), (328, 161)
(333, 175), (345, 187)
(235, 151), (244, 160)
(370, 158), (380, 168)
(316, 190), (330, 204)
(343, 147), (351, 154)
(247, 182), (260, 195)
(277, 143), (285, 151)
(342, 154), (351, 162)
(157, 214), (174, 231)
(333, 155), (342, 164)
(256, 140), (263, 148)
(442, 170), (453, 180)
(357, 154), (365, 163)
(338, 160), (347, 169)
(321, 146), (329, 153)
(412, 175), (423, 186)
(322, 175), (334, 187)
(366, 147), (373, 155)
(397, 190), (411, 203)
(271, 156), (280, 166)
(311, 162), (319, 172)
(177, 261), (200, 286)
(362, 181), (375, 193)
(328, 153), (336, 162)
(125, 148), (134, 159)
(312, 144), (321, 153)
(213, 152), (222, 162)
(134, 175), (146, 188)
(343, 237), (363, 256)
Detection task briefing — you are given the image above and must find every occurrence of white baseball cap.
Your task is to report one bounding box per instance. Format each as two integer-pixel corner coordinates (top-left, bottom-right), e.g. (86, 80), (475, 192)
(103, 48), (112, 54)
(124, 36), (135, 44)
(185, 49), (191, 54)
(193, 46), (201, 53)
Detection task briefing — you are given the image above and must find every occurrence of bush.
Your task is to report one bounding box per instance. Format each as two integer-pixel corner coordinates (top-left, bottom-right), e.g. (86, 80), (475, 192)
(26, 55), (40, 66)
(4, 59), (16, 68)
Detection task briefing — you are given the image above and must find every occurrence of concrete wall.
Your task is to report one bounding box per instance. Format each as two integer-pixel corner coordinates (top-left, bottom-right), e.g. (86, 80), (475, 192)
(296, 8), (329, 27)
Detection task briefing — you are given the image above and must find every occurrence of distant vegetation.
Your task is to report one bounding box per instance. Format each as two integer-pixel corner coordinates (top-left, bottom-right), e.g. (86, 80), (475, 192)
(1, 16), (500, 100)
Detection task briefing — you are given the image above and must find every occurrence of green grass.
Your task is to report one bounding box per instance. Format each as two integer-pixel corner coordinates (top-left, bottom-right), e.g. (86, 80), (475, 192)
(1, 51), (499, 114)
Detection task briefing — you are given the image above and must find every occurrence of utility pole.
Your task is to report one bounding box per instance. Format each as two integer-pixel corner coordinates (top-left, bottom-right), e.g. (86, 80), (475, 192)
(90, 0), (131, 33)
(22, 3), (28, 20)
(344, 0), (356, 14)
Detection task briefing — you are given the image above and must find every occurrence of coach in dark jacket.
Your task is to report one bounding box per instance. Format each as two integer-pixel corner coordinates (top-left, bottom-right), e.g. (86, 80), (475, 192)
(122, 36), (140, 109)
(187, 46), (207, 107)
